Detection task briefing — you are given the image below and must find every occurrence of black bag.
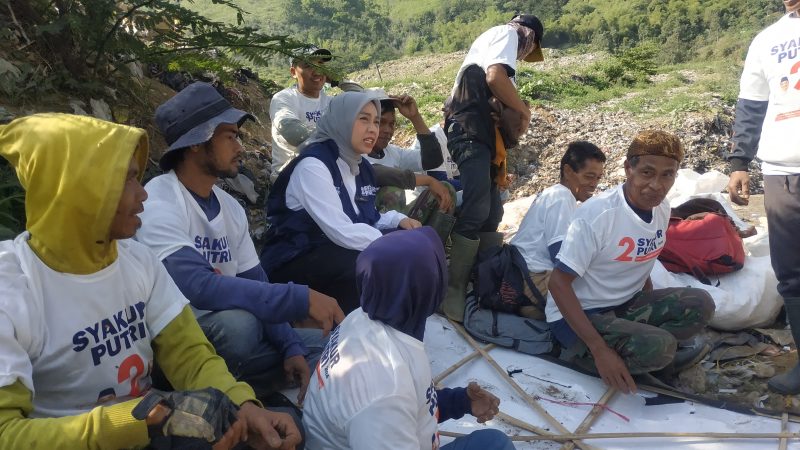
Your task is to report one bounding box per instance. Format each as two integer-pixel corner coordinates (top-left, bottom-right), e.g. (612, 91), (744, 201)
(473, 244), (546, 316)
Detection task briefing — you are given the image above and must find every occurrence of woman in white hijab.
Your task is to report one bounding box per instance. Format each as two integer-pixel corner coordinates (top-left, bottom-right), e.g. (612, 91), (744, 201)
(260, 92), (421, 314)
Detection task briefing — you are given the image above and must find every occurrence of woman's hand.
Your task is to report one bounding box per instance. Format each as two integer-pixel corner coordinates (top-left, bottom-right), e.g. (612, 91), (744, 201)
(399, 218), (422, 230)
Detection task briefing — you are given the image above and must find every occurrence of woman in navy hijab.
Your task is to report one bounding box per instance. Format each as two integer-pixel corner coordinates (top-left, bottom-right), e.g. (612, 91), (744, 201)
(302, 227), (514, 450)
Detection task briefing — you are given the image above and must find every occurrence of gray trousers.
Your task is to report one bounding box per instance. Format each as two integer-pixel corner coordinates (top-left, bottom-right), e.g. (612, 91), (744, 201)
(764, 174), (800, 298)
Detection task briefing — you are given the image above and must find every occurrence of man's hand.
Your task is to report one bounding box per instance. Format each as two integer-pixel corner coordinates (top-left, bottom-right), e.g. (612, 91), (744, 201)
(307, 289), (345, 336)
(212, 418), (247, 450)
(426, 179), (453, 213)
(466, 382), (500, 423)
(399, 217), (422, 229)
(391, 94), (421, 119)
(727, 171), (750, 205)
(591, 345), (637, 394)
(284, 355), (311, 406)
(236, 402), (302, 450)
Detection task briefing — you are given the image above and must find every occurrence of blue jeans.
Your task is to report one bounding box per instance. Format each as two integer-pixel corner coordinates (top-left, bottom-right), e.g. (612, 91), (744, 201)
(441, 429), (514, 450)
(448, 140), (503, 239)
(197, 308), (326, 394)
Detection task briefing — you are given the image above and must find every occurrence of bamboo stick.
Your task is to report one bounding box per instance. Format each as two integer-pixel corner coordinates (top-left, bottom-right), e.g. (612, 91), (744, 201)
(439, 429), (800, 442)
(433, 343), (496, 387)
(448, 320), (600, 450)
(560, 388), (617, 450)
(780, 412), (789, 450)
(495, 411), (552, 436)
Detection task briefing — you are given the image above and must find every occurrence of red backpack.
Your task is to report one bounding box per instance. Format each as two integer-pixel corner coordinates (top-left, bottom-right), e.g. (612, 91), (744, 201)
(658, 211), (745, 285)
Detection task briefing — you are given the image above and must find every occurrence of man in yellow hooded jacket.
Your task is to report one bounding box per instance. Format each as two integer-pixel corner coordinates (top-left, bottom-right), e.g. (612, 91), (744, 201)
(0, 113), (301, 449)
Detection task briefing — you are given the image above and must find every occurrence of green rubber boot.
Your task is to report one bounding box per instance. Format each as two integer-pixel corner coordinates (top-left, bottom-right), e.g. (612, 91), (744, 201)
(769, 297), (800, 395)
(441, 233), (480, 322)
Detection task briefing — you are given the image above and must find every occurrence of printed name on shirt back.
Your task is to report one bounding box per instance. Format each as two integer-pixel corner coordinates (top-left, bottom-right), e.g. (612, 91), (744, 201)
(425, 382), (440, 449)
(614, 230), (664, 262)
(316, 326), (342, 385)
(72, 302), (147, 366)
(195, 235), (232, 264)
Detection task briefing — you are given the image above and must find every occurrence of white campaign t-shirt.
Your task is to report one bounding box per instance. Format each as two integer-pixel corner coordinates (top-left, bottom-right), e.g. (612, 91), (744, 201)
(545, 185), (670, 323)
(270, 86), (331, 181)
(137, 171), (260, 278)
(364, 144), (423, 172)
(0, 234), (187, 418)
(510, 184), (577, 273)
(739, 13), (800, 174)
(452, 24), (519, 93)
(303, 310), (440, 450)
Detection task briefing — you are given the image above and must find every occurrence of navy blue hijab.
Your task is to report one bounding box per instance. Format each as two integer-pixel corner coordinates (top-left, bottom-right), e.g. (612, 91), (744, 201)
(356, 227), (448, 342)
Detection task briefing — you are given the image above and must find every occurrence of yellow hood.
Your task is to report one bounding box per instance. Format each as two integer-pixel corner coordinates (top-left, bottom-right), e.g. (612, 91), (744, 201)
(0, 113), (148, 274)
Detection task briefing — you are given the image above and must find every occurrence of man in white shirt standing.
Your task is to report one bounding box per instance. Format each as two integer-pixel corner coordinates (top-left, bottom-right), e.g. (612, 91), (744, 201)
(547, 130), (715, 394)
(726, 0), (800, 394)
(270, 46), (333, 183)
(442, 14), (545, 322)
(510, 141), (606, 319)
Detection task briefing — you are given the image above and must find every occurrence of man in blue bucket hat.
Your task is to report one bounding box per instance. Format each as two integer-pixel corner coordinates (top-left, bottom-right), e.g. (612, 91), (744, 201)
(136, 82), (345, 405)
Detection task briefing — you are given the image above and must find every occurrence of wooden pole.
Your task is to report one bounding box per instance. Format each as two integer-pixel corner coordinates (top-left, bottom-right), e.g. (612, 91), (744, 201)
(495, 411), (552, 436)
(448, 320), (599, 450)
(560, 388), (617, 450)
(780, 412), (789, 450)
(433, 343), (495, 387)
(439, 430), (800, 442)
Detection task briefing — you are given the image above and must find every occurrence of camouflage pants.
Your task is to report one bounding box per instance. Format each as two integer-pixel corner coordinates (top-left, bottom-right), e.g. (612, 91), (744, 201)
(375, 182), (457, 225)
(563, 287), (715, 375)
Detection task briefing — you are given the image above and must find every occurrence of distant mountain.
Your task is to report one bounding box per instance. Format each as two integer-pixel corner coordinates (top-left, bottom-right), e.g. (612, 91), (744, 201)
(191, 0), (784, 70)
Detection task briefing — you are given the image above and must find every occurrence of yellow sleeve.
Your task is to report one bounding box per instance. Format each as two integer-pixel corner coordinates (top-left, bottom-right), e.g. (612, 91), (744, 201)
(152, 306), (258, 406)
(0, 380), (148, 450)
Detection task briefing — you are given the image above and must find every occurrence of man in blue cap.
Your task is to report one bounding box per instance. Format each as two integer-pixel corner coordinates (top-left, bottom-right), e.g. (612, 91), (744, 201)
(136, 82), (344, 405)
(442, 14), (544, 322)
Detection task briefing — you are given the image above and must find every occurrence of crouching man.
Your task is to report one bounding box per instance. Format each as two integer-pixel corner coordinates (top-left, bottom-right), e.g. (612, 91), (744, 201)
(547, 130), (715, 393)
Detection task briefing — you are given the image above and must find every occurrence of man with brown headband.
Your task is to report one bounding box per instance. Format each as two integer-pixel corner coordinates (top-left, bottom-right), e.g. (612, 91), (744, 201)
(441, 14), (545, 322)
(726, 0), (800, 394)
(547, 130), (715, 394)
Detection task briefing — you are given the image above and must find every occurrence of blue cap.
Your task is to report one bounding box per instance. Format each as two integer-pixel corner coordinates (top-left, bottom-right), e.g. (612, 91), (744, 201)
(155, 82), (255, 165)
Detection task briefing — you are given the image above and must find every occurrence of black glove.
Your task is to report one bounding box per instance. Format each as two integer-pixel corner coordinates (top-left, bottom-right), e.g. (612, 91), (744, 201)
(132, 388), (239, 445)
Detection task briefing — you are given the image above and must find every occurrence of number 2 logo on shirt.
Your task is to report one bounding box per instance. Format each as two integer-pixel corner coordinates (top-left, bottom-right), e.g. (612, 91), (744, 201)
(615, 235), (663, 262)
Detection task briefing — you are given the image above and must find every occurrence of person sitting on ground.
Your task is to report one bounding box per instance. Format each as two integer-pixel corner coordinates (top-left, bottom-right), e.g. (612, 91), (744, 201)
(270, 46), (333, 183)
(413, 119), (461, 192)
(510, 141), (606, 319)
(136, 82), (344, 403)
(0, 113), (301, 449)
(303, 227), (513, 450)
(260, 92), (422, 314)
(546, 130), (716, 394)
(364, 93), (455, 225)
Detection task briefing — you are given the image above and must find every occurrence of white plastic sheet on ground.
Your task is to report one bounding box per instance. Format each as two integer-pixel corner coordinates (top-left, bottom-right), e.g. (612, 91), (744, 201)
(656, 169), (782, 330)
(425, 315), (799, 449)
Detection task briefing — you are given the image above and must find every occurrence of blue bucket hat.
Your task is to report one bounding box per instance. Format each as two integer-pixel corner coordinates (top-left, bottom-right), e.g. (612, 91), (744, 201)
(155, 82), (255, 168)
